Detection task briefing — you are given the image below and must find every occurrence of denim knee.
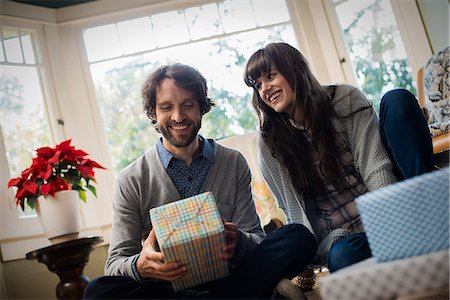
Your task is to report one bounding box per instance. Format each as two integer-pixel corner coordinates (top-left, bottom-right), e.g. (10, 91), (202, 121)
(380, 89), (419, 118)
(327, 233), (372, 273)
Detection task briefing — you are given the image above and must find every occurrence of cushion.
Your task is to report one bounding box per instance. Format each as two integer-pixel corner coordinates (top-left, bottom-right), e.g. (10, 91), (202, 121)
(218, 132), (286, 226)
(423, 46), (450, 137)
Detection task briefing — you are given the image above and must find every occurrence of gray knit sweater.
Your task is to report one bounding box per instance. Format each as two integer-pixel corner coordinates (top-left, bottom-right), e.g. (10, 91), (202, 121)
(105, 140), (265, 280)
(257, 84), (397, 265)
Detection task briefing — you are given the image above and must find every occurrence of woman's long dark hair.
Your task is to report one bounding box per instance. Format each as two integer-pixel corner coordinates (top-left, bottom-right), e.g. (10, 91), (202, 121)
(244, 42), (346, 198)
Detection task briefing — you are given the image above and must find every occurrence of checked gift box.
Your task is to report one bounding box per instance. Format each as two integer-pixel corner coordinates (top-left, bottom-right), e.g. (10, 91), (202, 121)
(150, 191), (229, 291)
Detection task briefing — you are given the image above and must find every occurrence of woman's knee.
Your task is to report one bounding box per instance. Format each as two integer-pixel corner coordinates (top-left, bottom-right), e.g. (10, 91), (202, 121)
(327, 233), (372, 273)
(381, 89), (419, 117)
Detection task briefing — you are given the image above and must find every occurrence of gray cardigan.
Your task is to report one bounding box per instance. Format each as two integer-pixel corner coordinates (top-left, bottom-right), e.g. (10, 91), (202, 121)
(257, 84), (398, 265)
(105, 140), (265, 280)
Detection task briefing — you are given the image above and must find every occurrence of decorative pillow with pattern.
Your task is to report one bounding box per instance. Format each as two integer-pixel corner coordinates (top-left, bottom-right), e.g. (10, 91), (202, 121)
(423, 46), (450, 137)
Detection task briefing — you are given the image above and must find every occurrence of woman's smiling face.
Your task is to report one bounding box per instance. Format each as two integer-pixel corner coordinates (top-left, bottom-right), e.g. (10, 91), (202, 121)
(255, 68), (295, 116)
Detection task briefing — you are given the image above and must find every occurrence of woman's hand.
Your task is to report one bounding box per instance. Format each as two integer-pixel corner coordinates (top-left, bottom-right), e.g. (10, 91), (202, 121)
(136, 229), (187, 281)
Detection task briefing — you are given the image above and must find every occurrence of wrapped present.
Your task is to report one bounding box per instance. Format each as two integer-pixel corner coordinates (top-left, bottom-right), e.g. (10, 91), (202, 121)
(356, 168), (449, 262)
(150, 191), (229, 291)
(319, 250), (449, 300)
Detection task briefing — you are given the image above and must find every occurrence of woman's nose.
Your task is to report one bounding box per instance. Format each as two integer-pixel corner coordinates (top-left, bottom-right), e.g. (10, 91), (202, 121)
(260, 81), (271, 97)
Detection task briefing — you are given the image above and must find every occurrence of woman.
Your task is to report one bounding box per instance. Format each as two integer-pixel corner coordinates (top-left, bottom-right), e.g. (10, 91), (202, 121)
(243, 42), (435, 272)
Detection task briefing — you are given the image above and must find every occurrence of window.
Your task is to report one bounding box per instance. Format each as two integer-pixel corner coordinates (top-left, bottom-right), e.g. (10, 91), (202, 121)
(83, 0), (297, 173)
(0, 26), (53, 215)
(329, 0), (416, 111)
(0, 22), (65, 261)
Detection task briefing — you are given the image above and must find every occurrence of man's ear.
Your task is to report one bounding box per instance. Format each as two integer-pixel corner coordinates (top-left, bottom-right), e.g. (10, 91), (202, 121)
(152, 120), (161, 133)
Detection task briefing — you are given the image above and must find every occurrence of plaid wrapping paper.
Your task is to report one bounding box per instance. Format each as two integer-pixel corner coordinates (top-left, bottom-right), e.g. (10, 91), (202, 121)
(149, 192), (229, 291)
(356, 167), (449, 262)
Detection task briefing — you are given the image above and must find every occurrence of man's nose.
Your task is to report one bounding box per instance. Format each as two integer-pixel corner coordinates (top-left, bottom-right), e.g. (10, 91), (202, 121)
(171, 106), (185, 123)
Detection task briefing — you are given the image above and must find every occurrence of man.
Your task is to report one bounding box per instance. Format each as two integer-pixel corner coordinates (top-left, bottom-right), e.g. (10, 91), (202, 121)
(84, 63), (317, 299)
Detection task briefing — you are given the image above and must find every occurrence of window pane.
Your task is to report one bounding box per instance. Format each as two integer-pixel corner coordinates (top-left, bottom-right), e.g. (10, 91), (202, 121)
(334, 0), (415, 111)
(151, 11), (190, 47)
(218, 0), (257, 33)
(117, 17), (156, 55)
(0, 66), (52, 177)
(251, 0), (290, 26)
(185, 3), (224, 40)
(3, 28), (23, 63)
(83, 24), (122, 62)
(21, 33), (36, 64)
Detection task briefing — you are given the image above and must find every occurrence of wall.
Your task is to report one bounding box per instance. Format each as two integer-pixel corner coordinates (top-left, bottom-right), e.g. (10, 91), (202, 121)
(2, 245), (108, 299)
(417, 0), (449, 53)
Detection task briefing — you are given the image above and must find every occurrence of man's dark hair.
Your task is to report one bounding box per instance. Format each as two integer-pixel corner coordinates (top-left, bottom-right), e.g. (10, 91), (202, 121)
(141, 63), (215, 127)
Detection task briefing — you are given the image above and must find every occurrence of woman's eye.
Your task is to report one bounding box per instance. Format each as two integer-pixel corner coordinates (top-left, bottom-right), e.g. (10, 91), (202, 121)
(255, 82), (262, 90)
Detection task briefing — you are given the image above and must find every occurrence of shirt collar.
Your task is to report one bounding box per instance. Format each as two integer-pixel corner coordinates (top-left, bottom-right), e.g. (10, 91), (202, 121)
(156, 135), (214, 169)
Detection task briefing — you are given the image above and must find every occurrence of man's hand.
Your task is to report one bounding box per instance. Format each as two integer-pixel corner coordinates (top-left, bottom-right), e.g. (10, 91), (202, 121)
(220, 218), (239, 260)
(136, 229), (187, 281)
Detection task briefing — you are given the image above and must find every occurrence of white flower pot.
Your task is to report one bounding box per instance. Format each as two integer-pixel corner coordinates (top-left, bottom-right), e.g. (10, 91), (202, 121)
(35, 190), (81, 244)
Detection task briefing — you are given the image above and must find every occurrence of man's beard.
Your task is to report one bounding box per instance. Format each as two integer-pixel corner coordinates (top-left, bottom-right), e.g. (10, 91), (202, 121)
(159, 120), (201, 148)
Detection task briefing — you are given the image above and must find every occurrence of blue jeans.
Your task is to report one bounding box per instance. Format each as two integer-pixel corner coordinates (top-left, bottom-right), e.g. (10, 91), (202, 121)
(327, 89), (436, 273)
(327, 233), (371, 273)
(379, 89), (436, 180)
(83, 224), (317, 299)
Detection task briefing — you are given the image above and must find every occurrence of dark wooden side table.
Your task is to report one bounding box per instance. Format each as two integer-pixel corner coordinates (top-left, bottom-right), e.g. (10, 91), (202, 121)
(26, 236), (103, 299)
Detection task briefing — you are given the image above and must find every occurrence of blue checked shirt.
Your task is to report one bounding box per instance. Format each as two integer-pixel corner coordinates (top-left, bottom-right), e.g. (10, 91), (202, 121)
(156, 135), (214, 198)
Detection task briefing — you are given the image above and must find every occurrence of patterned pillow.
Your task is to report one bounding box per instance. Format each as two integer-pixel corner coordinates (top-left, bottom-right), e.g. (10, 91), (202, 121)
(217, 132), (286, 227)
(423, 46), (450, 137)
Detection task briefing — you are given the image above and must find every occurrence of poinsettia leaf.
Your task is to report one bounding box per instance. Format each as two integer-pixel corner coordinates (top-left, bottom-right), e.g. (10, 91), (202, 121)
(78, 189), (87, 203)
(70, 181), (83, 190)
(7, 177), (22, 188)
(48, 150), (61, 164)
(36, 147), (55, 159)
(86, 185), (97, 197)
(40, 183), (52, 196)
(72, 149), (88, 159)
(27, 196), (37, 209)
(56, 139), (72, 152)
(23, 181), (38, 194)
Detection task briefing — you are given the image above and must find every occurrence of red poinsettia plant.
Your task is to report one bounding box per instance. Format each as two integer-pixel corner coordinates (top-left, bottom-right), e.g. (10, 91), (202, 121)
(7, 139), (106, 211)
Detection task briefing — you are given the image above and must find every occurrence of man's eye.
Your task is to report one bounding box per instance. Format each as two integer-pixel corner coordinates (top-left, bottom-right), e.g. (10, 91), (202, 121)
(160, 106), (171, 110)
